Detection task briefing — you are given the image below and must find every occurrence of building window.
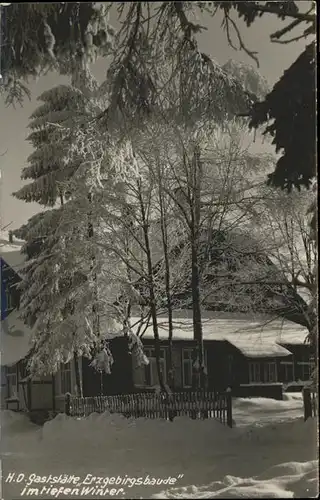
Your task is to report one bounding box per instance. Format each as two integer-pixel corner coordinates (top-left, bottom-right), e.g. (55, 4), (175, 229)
(144, 348), (166, 386)
(5, 287), (13, 311)
(6, 365), (18, 399)
(281, 361), (294, 382)
(182, 349), (193, 387)
(298, 354), (312, 381)
(298, 362), (311, 381)
(249, 362), (261, 383)
(59, 362), (72, 395)
(264, 362), (277, 383)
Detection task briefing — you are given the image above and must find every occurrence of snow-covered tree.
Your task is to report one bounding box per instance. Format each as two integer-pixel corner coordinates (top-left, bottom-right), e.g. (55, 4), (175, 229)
(248, 188), (317, 341)
(105, 2), (315, 191)
(59, 32), (276, 390)
(194, 185), (316, 345)
(66, 114), (275, 391)
(1, 3), (114, 105)
(125, 117), (275, 389)
(222, 59), (270, 100)
(14, 183), (132, 381)
(100, 4), (254, 137)
(13, 67), (104, 206)
(12, 69), (122, 385)
(62, 158), (188, 392)
(84, 10), (271, 390)
(108, 115), (316, 390)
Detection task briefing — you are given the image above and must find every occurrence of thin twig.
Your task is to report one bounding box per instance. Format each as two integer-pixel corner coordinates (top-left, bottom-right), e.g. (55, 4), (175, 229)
(223, 11), (260, 67)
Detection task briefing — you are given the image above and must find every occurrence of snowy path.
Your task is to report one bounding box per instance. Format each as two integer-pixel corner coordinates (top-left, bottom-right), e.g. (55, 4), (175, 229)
(1, 395), (318, 499)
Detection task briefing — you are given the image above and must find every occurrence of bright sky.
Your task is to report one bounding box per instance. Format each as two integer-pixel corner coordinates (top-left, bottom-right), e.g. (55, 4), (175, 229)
(0, 4), (311, 231)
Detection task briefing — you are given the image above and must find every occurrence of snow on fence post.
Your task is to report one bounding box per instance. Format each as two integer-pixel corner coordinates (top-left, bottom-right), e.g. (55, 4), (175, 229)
(303, 387), (312, 421)
(65, 392), (71, 416)
(226, 387), (232, 428)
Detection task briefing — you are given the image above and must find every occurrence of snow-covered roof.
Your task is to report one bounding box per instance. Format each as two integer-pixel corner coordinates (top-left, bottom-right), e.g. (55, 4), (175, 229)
(129, 310), (308, 352)
(0, 231), (26, 274)
(227, 339), (292, 358)
(0, 310), (33, 366)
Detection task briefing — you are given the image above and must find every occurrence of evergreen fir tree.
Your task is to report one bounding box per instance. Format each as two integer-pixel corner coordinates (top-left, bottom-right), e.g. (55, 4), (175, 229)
(12, 67), (111, 376)
(0, 3), (114, 105)
(15, 203), (123, 376)
(13, 67), (104, 206)
(13, 65), (147, 378)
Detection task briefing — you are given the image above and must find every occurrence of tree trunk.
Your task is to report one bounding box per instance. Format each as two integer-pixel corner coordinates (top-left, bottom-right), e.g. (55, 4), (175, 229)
(61, 191), (84, 397)
(100, 372), (103, 396)
(190, 145), (206, 390)
(73, 352), (83, 397)
(123, 209), (133, 338)
(88, 192), (100, 337)
(166, 295), (174, 391)
(309, 196), (318, 392)
(88, 192), (101, 395)
(18, 361), (31, 411)
(138, 181), (167, 393)
(191, 239), (205, 389)
(158, 176), (174, 390)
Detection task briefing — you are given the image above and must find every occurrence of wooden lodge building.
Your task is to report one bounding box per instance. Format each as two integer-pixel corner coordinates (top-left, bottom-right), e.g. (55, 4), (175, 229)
(1, 231), (313, 414)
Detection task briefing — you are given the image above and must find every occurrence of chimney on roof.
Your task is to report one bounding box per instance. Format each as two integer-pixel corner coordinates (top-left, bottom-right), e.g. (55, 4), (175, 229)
(8, 230), (13, 243)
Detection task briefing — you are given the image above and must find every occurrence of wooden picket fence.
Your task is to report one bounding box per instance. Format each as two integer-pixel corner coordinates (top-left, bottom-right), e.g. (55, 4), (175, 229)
(65, 390), (233, 427)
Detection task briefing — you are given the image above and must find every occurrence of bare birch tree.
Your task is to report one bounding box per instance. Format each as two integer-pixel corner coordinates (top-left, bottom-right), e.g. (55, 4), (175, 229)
(67, 155), (190, 393)
(128, 117), (274, 390)
(198, 185), (316, 352)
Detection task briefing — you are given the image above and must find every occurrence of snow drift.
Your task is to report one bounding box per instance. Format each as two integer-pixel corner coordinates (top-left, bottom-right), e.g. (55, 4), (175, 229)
(1, 396), (318, 499)
(153, 460), (318, 498)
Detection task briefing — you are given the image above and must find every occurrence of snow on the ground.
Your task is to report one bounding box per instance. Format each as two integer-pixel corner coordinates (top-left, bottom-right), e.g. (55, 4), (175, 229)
(1, 396), (318, 499)
(232, 393), (305, 427)
(153, 460), (318, 498)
